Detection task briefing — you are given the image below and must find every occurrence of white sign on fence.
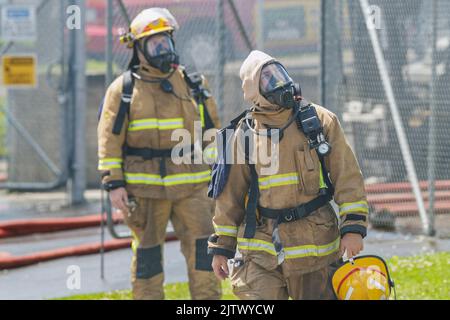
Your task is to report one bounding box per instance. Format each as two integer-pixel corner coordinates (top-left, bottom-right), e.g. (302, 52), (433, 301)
(1, 5), (37, 42)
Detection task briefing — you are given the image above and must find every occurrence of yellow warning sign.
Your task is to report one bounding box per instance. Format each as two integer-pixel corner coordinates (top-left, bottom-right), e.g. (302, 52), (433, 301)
(2, 55), (37, 87)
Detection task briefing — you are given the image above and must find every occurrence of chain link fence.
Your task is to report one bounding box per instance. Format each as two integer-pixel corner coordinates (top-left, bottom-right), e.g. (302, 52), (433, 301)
(0, 0), (70, 190)
(322, 0), (450, 236)
(105, 0), (322, 122)
(1, 0), (448, 236)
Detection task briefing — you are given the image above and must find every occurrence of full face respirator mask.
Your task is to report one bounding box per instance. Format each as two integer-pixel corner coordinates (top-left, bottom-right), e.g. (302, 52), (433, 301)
(138, 32), (179, 74)
(260, 62), (301, 109)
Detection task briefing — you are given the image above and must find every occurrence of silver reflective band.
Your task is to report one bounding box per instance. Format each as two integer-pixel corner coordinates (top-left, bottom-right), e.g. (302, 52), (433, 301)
(284, 238), (340, 259)
(237, 238), (277, 255)
(125, 170), (211, 186)
(258, 173), (299, 190)
(98, 158), (123, 170)
(214, 224), (238, 237)
(339, 201), (369, 216)
(128, 118), (184, 131)
(237, 237), (340, 259)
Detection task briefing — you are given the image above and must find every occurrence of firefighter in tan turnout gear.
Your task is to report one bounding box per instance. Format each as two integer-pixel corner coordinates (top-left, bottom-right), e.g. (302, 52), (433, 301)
(98, 8), (221, 300)
(208, 50), (368, 300)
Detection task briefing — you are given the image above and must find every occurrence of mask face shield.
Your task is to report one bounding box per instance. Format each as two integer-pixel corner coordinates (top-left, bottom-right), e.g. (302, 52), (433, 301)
(144, 33), (176, 58)
(139, 32), (179, 73)
(259, 62), (293, 95)
(260, 62), (299, 109)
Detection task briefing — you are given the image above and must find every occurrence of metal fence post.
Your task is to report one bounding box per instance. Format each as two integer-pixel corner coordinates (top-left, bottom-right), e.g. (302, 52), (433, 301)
(320, 0), (342, 115)
(320, 0), (326, 107)
(70, 0), (87, 205)
(106, 0), (114, 88)
(215, 0), (225, 114)
(426, 0), (438, 236)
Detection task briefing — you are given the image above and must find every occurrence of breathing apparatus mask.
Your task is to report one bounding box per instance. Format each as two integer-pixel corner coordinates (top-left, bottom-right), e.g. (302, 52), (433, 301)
(138, 32), (179, 74)
(259, 62), (301, 109)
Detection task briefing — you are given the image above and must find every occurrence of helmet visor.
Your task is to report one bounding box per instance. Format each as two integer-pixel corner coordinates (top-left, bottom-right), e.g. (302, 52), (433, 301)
(259, 62), (293, 94)
(144, 33), (175, 57)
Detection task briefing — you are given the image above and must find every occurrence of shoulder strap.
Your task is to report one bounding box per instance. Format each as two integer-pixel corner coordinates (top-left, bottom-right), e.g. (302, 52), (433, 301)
(295, 101), (335, 196)
(244, 164), (259, 239)
(182, 69), (215, 130)
(97, 97), (105, 123)
(317, 152), (335, 197)
(241, 116), (259, 238)
(112, 70), (134, 135)
(208, 109), (251, 200)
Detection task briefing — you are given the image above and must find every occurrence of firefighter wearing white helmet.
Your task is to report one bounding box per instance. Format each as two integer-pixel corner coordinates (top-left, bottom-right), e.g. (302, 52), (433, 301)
(98, 8), (221, 299)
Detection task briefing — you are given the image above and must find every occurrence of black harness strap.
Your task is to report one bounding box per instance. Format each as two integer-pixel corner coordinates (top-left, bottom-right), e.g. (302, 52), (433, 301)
(112, 70), (134, 135)
(126, 146), (176, 159)
(182, 69), (215, 130)
(244, 164), (259, 239)
(318, 152), (335, 196)
(259, 193), (332, 224)
(295, 100), (335, 196)
(125, 144), (195, 178)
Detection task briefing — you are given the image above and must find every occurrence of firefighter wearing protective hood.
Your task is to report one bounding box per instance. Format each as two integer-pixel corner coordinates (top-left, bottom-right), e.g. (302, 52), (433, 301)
(208, 50), (369, 300)
(97, 8), (221, 300)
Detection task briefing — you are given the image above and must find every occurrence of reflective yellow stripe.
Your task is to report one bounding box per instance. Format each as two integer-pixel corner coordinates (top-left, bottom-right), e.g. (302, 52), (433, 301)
(339, 200), (369, 216)
(214, 223), (238, 237)
(237, 237), (340, 259)
(199, 103), (205, 128)
(237, 238), (277, 255)
(128, 118), (184, 131)
(319, 163), (327, 189)
(204, 146), (218, 162)
(125, 170), (211, 186)
(131, 230), (139, 253)
(98, 158), (123, 170)
(258, 173), (299, 190)
(284, 237), (340, 259)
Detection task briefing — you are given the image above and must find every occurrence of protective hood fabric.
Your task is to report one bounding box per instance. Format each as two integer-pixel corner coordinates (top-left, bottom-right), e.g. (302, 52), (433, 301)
(240, 50), (293, 127)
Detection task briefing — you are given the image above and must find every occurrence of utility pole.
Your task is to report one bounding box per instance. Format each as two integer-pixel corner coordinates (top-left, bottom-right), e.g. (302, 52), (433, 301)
(70, 0), (86, 205)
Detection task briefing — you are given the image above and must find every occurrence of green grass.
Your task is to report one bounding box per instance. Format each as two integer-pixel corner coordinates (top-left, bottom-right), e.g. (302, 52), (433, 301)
(86, 59), (122, 76)
(59, 252), (450, 300)
(388, 252), (450, 300)
(58, 279), (236, 300)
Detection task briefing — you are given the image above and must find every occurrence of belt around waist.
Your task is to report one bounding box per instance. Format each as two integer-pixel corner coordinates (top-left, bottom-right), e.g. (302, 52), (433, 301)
(258, 194), (331, 224)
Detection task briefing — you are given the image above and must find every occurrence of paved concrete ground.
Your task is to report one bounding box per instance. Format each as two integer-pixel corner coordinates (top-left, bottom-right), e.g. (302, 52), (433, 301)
(0, 190), (102, 221)
(0, 240), (187, 300)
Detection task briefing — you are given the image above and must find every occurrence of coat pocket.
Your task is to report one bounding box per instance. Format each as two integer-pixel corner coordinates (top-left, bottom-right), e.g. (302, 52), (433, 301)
(294, 149), (320, 196)
(123, 196), (147, 231)
(230, 258), (251, 295)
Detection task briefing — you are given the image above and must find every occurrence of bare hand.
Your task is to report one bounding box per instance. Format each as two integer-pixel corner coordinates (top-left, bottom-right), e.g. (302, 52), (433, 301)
(109, 187), (129, 215)
(340, 233), (364, 259)
(212, 255), (229, 280)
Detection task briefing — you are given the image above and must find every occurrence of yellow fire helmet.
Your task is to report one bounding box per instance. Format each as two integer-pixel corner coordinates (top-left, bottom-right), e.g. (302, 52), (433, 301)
(120, 8), (179, 48)
(332, 255), (396, 300)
